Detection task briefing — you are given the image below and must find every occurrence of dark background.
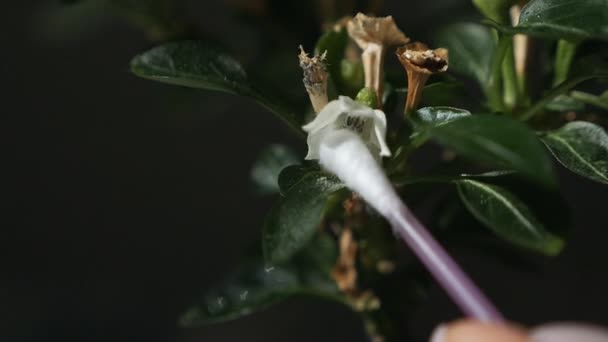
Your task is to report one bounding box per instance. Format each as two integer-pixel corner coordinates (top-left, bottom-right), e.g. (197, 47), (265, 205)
(3, 1), (608, 341)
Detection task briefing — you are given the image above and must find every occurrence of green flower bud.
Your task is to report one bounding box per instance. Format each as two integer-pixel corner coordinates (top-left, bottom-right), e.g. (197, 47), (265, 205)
(355, 87), (379, 108)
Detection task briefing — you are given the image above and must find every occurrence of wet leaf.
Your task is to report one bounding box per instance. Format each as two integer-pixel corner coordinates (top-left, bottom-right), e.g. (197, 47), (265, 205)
(541, 121), (608, 184)
(456, 179), (564, 255)
(412, 106), (471, 127)
(277, 165), (314, 195)
(180, 235), (342, 326)
(391, 170), (515, 187)
(263, 170), (344, 263)
(429, 115), (556, 187)
(488, 0), (608, 41)
(408, 106), (471, 147)
(130, 41), (303, 134)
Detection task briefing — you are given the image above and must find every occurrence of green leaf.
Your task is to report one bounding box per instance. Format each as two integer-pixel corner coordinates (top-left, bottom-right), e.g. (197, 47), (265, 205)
(545, 94), (586, 112)
(130, 41), (303, 134)
(456, 179), (564, 255)
(408, 106), (471, 147)
(263, 170), (345, 263)
(429, 115), (556, 187)
(180, 235), (342, 326)
(519, 0), (608, 40)
(413, 106), (472, 127)
(435, 23), (495, 89)
(488, 0), (608, 41)
(277, 165), (314, 195)
(541, 121), (608, 184)
(391, 170), (515, 187)
(250, 145), (300, 195)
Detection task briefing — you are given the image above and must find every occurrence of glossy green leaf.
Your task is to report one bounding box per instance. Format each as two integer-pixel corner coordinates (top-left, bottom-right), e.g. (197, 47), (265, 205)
(413, 106), (471, 127)
(250, 145), (300, 195)
(391, 170), (515, 187)
(263, 171), (344, 263)
(541, 121), (608, 184)
(456, 179), (564, 255)
(488, 0), (608, 41)
(130, 41), (302, 133)
(430, 115), (556, 187)
(180, 235), (342, 326)
(519, 0), (608, 40)
(435, 23), (495, 89)
(277, 165), (314, 195)
(408, 107), (471, 147)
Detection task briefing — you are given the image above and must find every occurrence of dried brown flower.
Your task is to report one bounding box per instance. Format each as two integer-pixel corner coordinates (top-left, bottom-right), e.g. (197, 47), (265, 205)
(396, 42), (448, 114)
(347, 13), (409, 105)
(331, 228), (358, 292)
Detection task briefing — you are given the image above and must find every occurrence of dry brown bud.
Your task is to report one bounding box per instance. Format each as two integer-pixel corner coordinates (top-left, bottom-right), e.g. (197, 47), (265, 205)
(298, 46), (329, 113)
(331, 228), (358, 292)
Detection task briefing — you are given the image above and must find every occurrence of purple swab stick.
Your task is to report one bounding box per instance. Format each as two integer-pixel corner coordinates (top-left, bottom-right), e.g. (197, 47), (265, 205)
(317, 128), (504, 321)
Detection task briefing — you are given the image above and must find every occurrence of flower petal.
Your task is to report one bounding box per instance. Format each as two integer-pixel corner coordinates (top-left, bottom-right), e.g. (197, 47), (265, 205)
(302, 99), (343, 133)
(304, 126), (332, 160)
(302, 96), (391, 160)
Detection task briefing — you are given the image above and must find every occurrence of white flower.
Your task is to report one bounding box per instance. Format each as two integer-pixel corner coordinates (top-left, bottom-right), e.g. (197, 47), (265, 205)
(302, 96), (391, 160)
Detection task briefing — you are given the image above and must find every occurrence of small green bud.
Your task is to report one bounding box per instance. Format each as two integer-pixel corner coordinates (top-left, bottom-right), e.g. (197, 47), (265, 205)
(355, 87), (379, 108)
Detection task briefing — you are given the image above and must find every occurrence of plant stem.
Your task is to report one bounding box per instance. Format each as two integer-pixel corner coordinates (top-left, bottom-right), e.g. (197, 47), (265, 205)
(552, 40), (579, 86)
(510, 4), (529, 97)
(502, 41), (520, 111)
(488, 36), (510, 112)
(520, 76), (592, 121)
(570, 90), (608, 110)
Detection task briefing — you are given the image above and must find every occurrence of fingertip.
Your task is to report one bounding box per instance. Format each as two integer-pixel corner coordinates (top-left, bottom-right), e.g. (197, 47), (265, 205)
(431, 319), (530, 342)
(531, 322), (608, 342)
